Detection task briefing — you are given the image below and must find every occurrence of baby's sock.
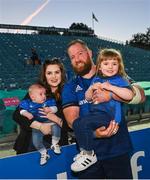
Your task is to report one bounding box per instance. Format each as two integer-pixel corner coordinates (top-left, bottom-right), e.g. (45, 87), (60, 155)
(52, 136), (59, 145)
(39, 149), (47, 155)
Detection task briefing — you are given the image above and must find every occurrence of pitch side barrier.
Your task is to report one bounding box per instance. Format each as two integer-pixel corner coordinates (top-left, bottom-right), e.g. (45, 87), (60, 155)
(0, 128), (150, 179)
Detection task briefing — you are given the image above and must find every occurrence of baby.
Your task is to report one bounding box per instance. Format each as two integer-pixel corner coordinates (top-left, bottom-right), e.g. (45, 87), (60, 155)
(19, 83), (61, 165)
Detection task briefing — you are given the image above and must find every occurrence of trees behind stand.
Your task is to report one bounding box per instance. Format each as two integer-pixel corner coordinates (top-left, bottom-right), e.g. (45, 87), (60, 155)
(127, 27), (150, 51)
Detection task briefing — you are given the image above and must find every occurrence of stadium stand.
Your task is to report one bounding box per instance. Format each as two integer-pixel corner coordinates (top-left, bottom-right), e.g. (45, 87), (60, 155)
(0, 32), (150, 88)
(0, 32), (150, 151)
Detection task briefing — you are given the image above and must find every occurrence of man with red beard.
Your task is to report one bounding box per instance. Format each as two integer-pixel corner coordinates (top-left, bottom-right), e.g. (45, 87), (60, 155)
(62, 39), (145, 179)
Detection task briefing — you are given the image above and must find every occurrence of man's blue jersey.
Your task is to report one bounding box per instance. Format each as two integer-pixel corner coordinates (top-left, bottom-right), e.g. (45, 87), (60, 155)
(62, 75), (133, 160)
(62, 75), (94, 117)
(19, 98), (57, 122)
(90, 75), (132, 123)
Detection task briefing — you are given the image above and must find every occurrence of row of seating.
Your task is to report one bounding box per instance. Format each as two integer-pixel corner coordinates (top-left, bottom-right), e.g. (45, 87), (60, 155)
(0, 33), (150, 91)
(125, 96), (150, 125)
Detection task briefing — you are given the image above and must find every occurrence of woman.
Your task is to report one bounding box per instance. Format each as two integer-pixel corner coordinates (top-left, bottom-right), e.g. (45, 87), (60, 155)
(13, 58), (69, 154)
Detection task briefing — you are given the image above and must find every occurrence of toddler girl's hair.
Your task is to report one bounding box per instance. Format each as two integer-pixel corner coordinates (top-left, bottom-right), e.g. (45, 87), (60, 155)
(96, 48), (127, 77)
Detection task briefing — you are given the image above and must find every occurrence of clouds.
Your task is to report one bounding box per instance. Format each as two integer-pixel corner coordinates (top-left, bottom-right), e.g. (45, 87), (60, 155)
(20, 0), (50, 25)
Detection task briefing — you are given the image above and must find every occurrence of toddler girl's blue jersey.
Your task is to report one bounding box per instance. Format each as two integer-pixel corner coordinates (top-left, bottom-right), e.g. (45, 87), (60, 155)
(19, 98), (56, 122)
(62, 75), (133, 160)
(90, 75), (132, 124)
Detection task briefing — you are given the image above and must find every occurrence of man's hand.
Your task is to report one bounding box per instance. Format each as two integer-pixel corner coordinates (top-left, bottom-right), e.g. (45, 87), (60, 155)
(92, 82), (102, 90)
(92, 88), (111, 104)
(100, 81), (112, 91)
(95, 121), (119, 138)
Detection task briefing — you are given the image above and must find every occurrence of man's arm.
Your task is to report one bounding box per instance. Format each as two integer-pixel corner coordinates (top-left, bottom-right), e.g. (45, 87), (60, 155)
(85, 86), (94, 101)
(111, 84), (146, 104)
(61, 81), (80, 128)
(63, 106), (80, 128)
(128, 84), (146, 104)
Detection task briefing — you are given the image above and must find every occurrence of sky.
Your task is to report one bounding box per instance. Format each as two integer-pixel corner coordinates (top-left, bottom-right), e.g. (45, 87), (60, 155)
(0, 0), (149, 42)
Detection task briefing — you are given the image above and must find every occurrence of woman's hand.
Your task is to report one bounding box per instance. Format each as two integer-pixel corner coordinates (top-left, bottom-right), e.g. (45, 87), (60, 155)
(40, 123), (52, 135)
(30, 121), (52, 135)
(95, 120), (119, 138)
(39, 108), (62, 127)
(47, 113), (62, 126)
(43, 107), (53, 113)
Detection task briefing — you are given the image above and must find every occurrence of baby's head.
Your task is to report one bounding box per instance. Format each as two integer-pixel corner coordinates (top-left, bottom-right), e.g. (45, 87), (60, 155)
(96, 48), (127, 77)
(28, 83), (46, 104)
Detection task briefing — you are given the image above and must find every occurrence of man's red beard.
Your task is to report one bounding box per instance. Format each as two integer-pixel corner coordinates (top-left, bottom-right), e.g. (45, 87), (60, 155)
(72, 61), (92, 76)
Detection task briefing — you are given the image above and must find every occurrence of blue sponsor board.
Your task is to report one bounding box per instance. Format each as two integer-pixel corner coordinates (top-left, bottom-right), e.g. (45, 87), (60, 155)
(130, 128), (150, 179)
(0, 144), (78, 179)
(0, 128), (150, 179)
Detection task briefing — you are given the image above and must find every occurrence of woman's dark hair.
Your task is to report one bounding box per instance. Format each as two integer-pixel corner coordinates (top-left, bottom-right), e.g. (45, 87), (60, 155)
(40, 58), (66, 100)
